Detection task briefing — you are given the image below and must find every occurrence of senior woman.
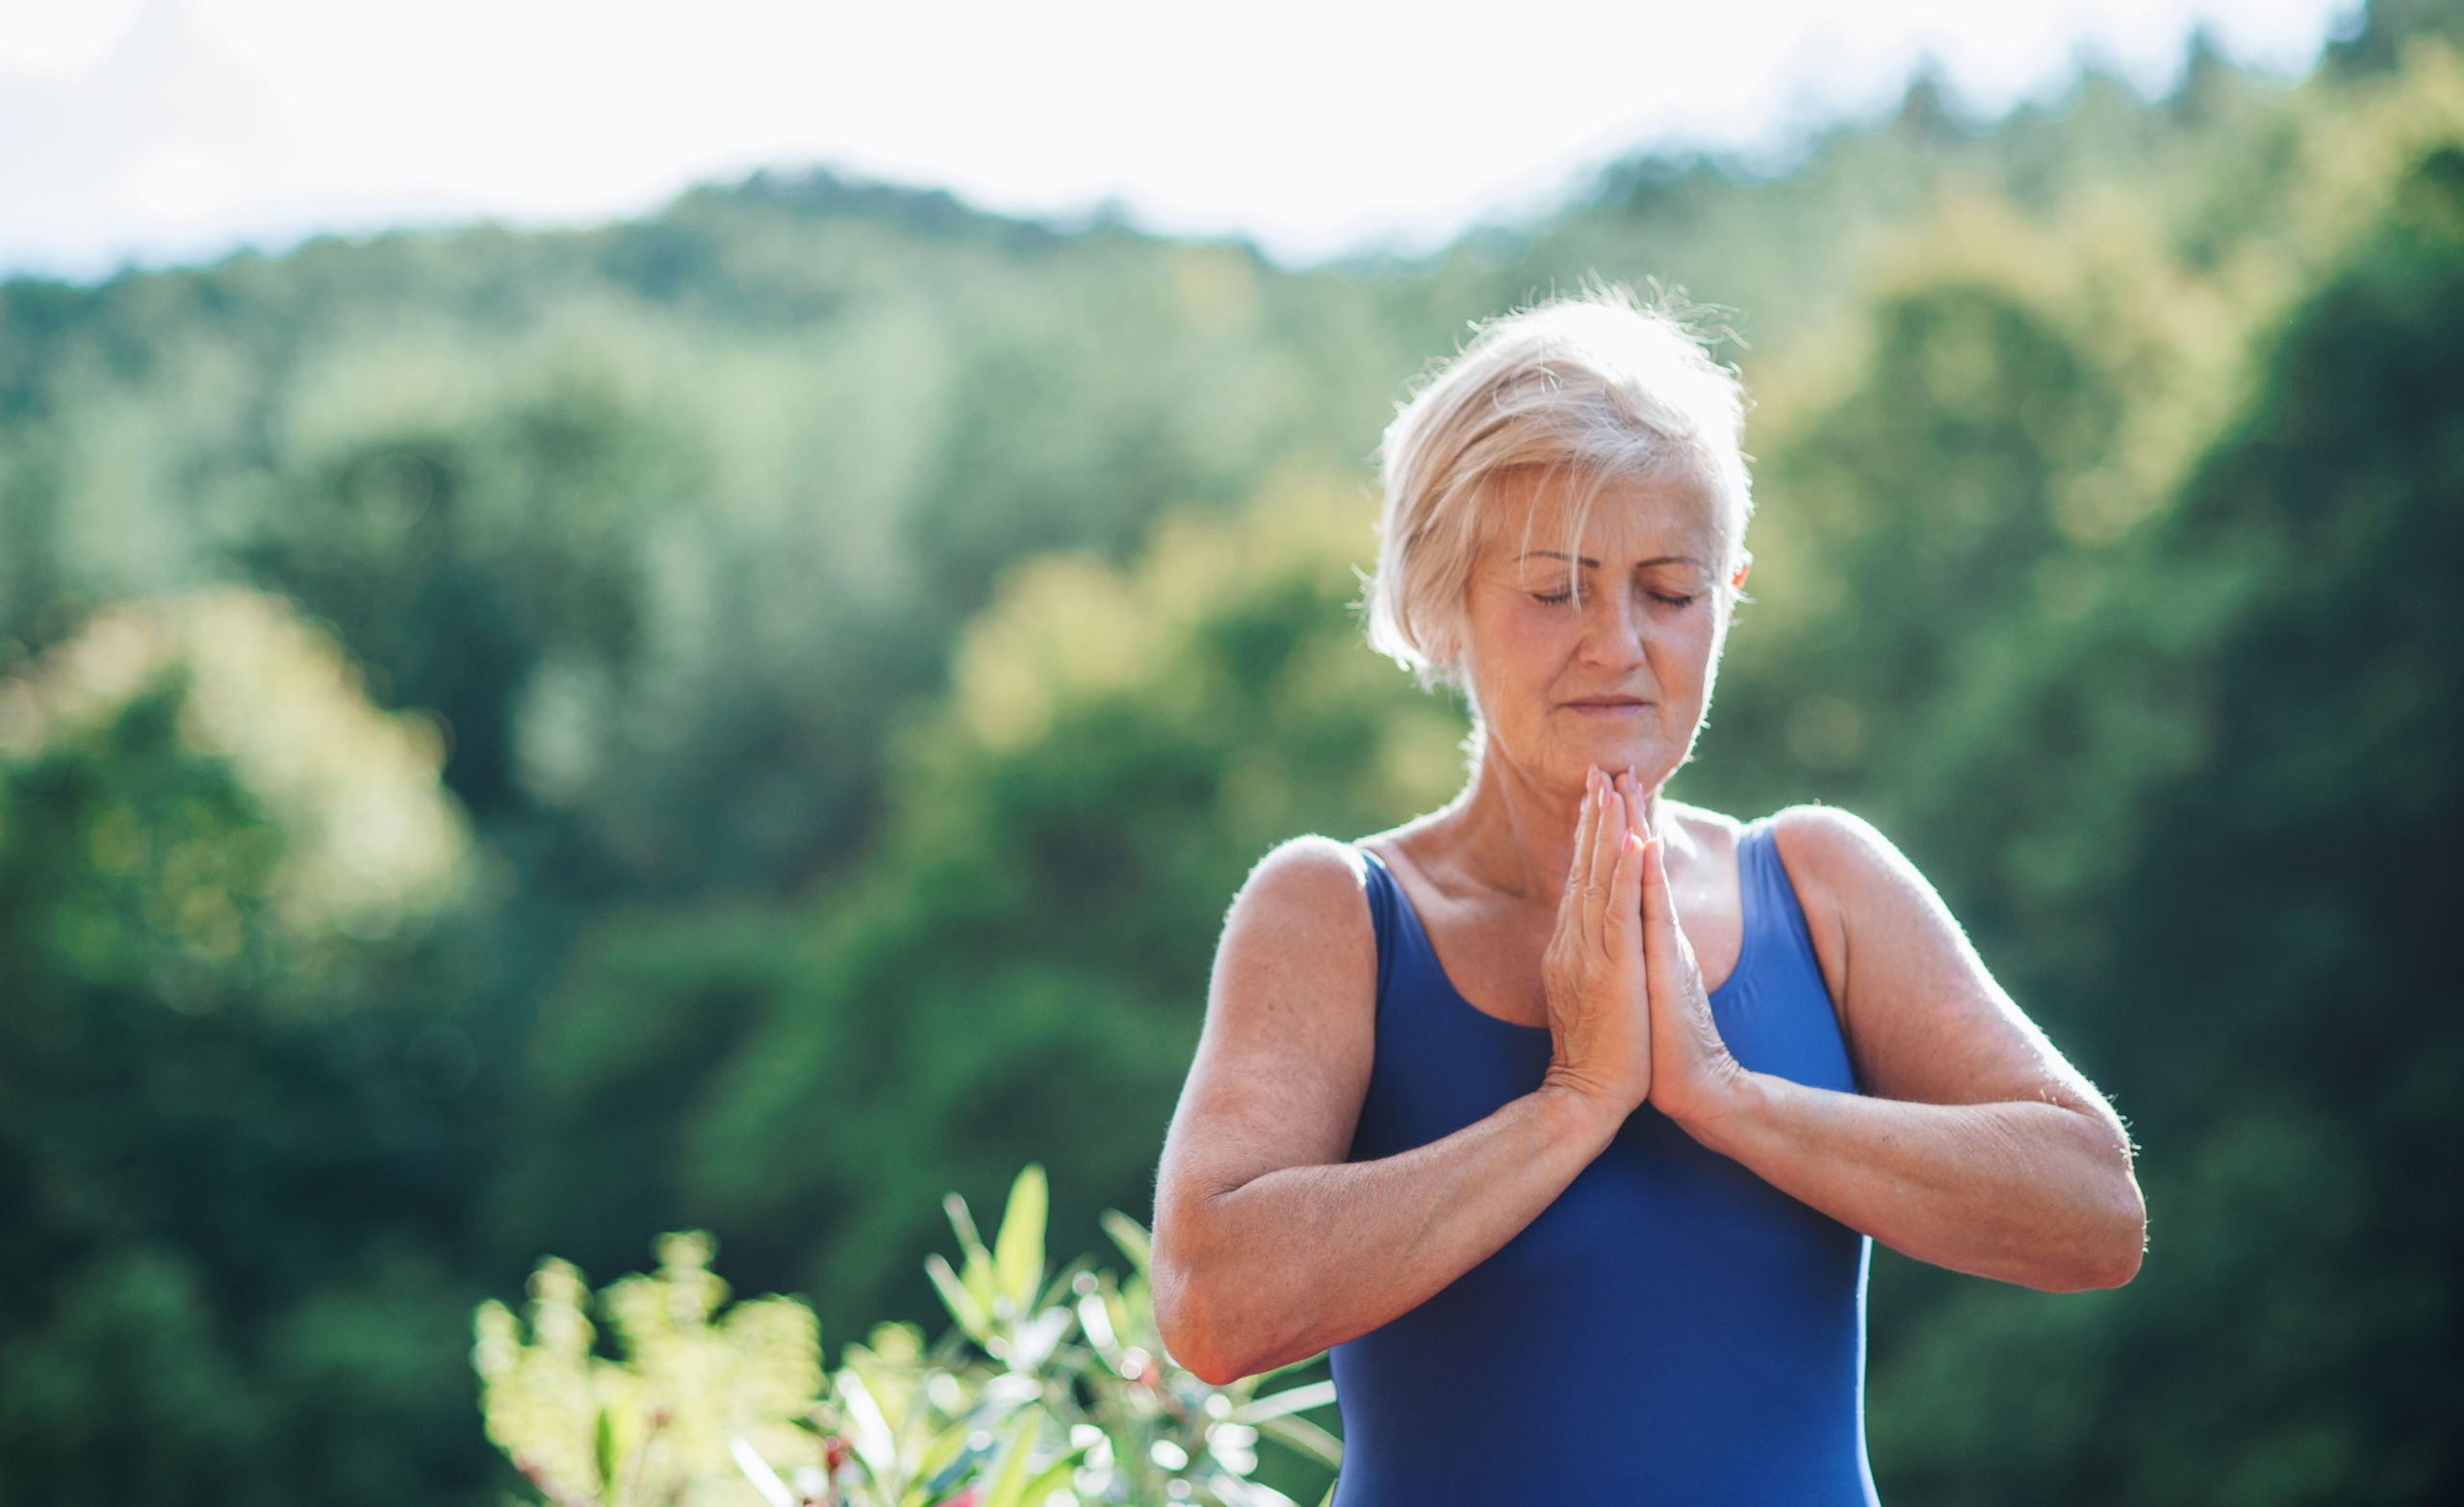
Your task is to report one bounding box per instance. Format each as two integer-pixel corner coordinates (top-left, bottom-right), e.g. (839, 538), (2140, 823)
(1148, 286), (2145, 1503)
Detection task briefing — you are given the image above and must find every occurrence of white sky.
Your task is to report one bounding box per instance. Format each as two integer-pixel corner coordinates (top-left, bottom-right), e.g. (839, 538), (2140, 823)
(0, 0), (2366, 280)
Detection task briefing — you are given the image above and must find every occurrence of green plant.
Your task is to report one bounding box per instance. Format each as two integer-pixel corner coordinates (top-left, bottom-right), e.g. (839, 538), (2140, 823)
(475, 1166), (1339, 1507)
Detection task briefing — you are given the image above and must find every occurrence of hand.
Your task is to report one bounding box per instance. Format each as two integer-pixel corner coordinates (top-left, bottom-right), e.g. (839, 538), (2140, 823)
(1539, 765), (1652, 1120)
(1619, 769), (1750, 1133)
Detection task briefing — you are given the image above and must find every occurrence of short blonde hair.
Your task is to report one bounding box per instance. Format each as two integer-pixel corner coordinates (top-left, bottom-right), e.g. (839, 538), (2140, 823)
(1361, 282), (1754, 692)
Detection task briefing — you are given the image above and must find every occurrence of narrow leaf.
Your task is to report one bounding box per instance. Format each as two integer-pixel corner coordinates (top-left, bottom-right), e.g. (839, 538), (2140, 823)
(1013, 1449), (1088, 1507)
(962, 1244), (999, 1319)
(1099, 1211), (1151, 1273)
(1035, 1254), (1093, 1313)
(1235, 1380), (1338, 1423)
(732, 1438), (797, 1507)
(910, 1416), (978, 1488)
(992, 1163), (1048, 1311)
(925, 1253), (992, 1341)
(835, 1367), (900, 1480)
(980, 1412), (1040, 1507)
(944, 1192), (987, 1259)
(1217, 1479), (1301, 1507)
(1256, 1413), (1344, 1469)
(593, 1405), (619, 1494)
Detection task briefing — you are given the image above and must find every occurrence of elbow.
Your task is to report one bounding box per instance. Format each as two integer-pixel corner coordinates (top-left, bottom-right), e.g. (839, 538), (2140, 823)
(1149, 1206), (1262, 1387)
(1151, 1270), (1245, 1387)
(2095, 1182), (2148, 1290)
(2091, 1153), (2149, 1290)
(2039, 1111), (2145, 1292)
(2045, 1173), (2147, 1293)
(1169, 1338), (1250, 1390)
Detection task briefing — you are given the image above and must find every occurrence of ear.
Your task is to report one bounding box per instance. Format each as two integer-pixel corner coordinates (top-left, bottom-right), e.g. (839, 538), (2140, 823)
(1729, 549), (1754, 592)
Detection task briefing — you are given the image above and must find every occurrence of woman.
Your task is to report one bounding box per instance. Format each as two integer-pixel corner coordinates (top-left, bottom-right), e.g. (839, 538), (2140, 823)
(1148, 286), (2145, 1503)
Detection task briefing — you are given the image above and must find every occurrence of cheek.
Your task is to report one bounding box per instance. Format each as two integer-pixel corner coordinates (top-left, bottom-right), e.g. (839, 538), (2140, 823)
(1650, 613), (1724, 691)
(1463, 595), (1569, 680)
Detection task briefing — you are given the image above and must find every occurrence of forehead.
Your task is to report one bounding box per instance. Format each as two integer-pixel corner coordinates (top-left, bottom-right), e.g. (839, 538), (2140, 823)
(1476, 465), (1731, 563)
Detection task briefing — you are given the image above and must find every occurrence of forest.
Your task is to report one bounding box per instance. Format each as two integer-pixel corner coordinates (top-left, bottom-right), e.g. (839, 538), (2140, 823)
(2, 3), (2459, 1501)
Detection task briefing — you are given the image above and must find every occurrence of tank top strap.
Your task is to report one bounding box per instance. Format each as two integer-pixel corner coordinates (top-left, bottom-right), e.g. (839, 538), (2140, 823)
(1733, 813), (1830, 996)
(1352, 844), (1399, 1018)
(1737, 814), (1780, 953)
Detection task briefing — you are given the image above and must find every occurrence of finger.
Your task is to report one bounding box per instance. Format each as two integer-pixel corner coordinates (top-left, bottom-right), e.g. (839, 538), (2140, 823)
(1609, 829), (1645, 956)
(1567, 766), (1599, 900)
(1610, 772), (1645, 916)
(1588, 786), (1626, 931)
(1640, 834), (1681, 953)
(1611, 769), (1643, 865)
(1581, 781), (1621, 963)
(1577, 773), (1596, 876)
(1564, 767), (1602, 951)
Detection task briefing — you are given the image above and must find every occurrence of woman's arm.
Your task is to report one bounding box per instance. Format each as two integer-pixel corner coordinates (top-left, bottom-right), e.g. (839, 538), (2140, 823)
(1153, 777), (1652, 1384)
(1643, 801), (2146, 1291)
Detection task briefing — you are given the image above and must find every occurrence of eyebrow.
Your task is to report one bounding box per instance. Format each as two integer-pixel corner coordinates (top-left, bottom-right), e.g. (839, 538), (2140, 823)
(1517, 549), (1708, 570)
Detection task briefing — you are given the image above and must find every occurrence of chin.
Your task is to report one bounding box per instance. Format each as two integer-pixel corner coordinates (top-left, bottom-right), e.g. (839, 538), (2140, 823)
(1553, 735), (1666, 781)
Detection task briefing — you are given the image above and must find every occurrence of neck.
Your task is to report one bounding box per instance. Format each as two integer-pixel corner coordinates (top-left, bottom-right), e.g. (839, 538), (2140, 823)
(1439, 732), (1685, 907)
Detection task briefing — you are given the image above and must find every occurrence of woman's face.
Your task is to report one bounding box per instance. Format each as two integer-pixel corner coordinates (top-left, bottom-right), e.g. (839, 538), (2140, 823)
(1456, 466), (1744, 796)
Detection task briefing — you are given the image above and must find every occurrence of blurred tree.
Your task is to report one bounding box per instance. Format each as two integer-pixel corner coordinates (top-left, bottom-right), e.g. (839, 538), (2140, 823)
(0, 592), (498, 1505)
(1978, 133), (2464, 1506)
(493, 472), (1470, 1343)
(1678, 114), (2464, 1507)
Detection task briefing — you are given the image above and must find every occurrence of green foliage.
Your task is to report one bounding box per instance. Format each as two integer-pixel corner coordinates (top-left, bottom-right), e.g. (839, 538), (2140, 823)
(1672, 48), (2464, 1506)
(476, 1167), (1339, 1507)
(497, 473), (1470, 1340)
(476, 1233), (822, 1506)
(0, 592), (496, 1504)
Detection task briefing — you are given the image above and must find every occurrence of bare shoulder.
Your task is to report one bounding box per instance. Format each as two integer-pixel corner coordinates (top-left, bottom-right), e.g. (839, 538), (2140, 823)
(1161, 834), (1382, 1201)
(1766, 803), (1922, 892)
(1211, 831), (1381, 1021)
(1761, 804), (2104, 1113)
(1763, 804), (1939, 978)
(1229, 832), (1373, 926)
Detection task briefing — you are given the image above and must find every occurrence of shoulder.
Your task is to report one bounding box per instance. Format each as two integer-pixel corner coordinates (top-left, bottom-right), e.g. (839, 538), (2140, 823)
(1761, 805), (1954, 1004)
(1228, 833), (1373, 922)
(1760, 808), (2116, 1128)
(1763, 802), (2007, 1026)
(1194, 836), (1383, 1101)
(1213, 834), (1378, 984)
(1765, 804), (1933, 906)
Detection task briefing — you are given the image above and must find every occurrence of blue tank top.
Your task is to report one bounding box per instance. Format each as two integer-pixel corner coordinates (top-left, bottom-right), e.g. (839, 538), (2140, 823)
(1328, 816), (1878, 1505)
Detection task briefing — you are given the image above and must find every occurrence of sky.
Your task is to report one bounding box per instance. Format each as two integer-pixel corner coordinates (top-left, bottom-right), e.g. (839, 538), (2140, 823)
(0, 0), (2367, 281)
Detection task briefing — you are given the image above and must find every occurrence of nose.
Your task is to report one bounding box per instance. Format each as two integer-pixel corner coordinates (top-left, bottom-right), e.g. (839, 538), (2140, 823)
(1577, 581), (1650, 672)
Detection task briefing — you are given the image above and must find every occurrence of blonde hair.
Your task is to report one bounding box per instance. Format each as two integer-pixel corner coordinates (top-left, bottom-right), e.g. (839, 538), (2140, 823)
(1361, 282), (1754, 693)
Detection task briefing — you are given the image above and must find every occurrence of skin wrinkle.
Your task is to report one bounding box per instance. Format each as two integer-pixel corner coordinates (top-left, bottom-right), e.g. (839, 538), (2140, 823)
(1150, 460), (2145, 1385)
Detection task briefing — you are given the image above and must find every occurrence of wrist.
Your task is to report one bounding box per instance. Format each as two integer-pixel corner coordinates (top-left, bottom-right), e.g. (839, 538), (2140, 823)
(1668, 1064), (1767, 1155)
(1532, 1075), (1632, 1155)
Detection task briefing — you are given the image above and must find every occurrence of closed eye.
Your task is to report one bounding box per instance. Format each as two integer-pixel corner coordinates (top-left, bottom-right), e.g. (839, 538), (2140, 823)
(1528, 585), (1704, 608)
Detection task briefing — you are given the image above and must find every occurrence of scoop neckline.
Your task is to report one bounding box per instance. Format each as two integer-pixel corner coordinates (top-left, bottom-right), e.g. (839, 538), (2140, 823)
(1359, 819), (1763, 1034)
